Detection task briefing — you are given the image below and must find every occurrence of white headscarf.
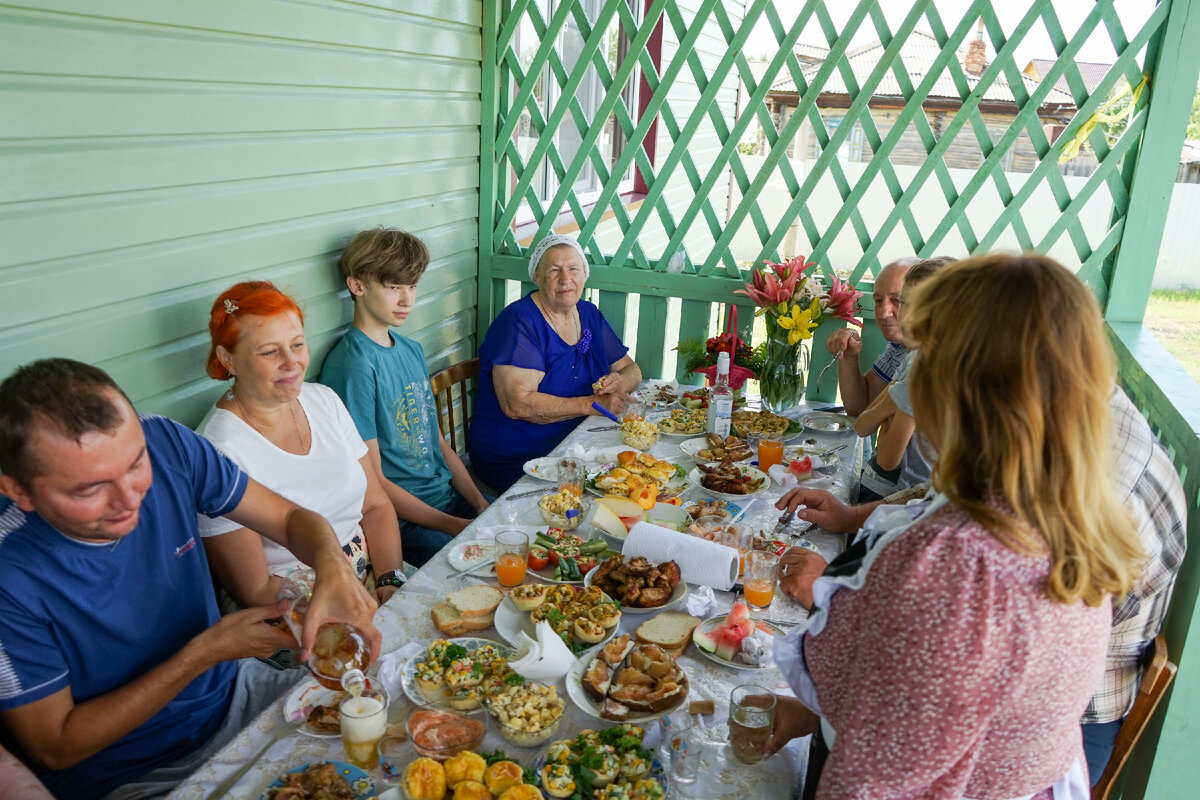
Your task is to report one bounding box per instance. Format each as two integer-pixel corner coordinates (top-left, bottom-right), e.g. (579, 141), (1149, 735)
(528, 234), (587, 282)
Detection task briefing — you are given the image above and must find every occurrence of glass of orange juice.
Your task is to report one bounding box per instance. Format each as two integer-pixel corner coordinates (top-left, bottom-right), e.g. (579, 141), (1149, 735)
(720, 523), (751, 575)
(757, 436), (784, 472)
(494, 529), (529, 587)
(742, 550), (779, 612)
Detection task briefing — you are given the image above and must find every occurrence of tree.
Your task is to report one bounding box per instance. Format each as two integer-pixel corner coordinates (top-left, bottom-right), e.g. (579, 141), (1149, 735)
(1188, 89), (1200, 141)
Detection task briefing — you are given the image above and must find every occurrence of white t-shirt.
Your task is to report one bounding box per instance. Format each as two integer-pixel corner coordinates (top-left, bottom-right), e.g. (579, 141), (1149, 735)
(197, 382), (369, 577)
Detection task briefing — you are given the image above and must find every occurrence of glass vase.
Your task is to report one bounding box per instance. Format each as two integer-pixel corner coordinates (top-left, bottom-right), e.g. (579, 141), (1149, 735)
(759, 320), (809, 414)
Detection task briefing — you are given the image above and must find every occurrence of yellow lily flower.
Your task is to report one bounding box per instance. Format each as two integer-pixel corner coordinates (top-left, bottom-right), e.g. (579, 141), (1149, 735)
(776, 303), (818, 345)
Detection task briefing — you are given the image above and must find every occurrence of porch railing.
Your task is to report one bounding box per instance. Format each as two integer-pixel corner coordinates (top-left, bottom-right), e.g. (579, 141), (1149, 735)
(477, 1), (1200, 792)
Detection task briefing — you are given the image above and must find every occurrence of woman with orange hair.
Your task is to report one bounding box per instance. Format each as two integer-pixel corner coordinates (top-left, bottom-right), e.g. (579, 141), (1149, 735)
(197, 281), (405, 608)
(766, 254), (1145, 797)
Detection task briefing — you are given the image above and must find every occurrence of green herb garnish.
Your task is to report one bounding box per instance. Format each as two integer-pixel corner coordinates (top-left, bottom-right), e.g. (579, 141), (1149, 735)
(443, 643), (468, 663)
(504, 672), (525, 685)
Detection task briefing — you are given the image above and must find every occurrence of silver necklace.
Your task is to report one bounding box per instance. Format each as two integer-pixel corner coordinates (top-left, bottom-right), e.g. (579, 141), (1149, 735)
(231, 389), (307, 452)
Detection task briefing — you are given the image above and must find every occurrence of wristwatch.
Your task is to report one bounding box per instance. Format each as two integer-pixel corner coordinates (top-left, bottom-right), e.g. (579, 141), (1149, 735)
(375, 569), (407, 589)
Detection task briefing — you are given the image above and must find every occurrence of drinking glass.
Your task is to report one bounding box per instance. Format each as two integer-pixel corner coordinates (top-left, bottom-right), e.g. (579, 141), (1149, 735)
(663, 710), (702, 783)
(557, 458), (584, 496)
(494, 529), (530, 587)
(758, 436), (784, 472)
(742, 550), (779, 611)
(719, 522), (751, 576)
(689, 512), (731, 541)
(340, 683), (389, 770)
(622, 398), (648, 423)
(378, 735), (412, 784)
(727, 685), (776, 765)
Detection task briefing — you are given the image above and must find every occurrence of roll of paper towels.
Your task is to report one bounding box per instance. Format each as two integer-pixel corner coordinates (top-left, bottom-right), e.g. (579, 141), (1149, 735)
(622, 521), (740, 591)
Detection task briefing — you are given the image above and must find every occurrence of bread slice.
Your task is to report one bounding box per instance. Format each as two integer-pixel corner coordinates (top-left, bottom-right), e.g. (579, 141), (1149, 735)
(445, 585), (504, 619)
(431, 603), (495, 636)
(635, 612), (700, 658)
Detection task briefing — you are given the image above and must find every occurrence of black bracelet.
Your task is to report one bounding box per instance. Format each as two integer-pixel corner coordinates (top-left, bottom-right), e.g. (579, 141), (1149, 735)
(376, 570), (406, 589)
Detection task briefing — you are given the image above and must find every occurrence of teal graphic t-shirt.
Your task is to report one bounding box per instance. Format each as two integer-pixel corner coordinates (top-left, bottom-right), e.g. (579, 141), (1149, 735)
(320, 327), (455, 511)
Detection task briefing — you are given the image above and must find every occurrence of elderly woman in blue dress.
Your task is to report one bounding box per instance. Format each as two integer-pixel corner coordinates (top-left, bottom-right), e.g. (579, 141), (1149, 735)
(468, 235), (641, 491)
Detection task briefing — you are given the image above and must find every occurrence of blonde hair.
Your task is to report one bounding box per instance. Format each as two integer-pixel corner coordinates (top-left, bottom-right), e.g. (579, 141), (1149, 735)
(905, 253), (1142, 606)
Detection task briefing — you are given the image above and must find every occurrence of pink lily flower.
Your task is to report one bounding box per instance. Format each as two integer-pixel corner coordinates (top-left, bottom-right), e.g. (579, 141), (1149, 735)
(825, 273), (865, 326)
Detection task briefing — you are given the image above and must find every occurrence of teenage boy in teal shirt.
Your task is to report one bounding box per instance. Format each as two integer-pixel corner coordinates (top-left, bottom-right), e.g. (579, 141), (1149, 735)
(320, 229), (489, 567)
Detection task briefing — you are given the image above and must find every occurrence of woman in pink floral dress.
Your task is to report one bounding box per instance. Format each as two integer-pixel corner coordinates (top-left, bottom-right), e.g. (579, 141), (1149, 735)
(770, 254), (1145, 799)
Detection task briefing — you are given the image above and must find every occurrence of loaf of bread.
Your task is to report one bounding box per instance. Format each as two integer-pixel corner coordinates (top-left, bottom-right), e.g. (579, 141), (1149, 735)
(446, 585), (504, 619)
(634, 611), (700, 658)
(431, 604), (496, 636)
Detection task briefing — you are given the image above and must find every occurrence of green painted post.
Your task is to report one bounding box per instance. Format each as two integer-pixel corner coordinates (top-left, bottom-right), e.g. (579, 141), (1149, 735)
(477, 0), (504, 336)
(1105, 0), (1200, 324)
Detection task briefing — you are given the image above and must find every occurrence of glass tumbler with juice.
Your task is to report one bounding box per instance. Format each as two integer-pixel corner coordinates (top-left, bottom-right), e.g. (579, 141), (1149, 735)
(742, 550), (779, 610)
(556, 458), (584, 496)
(728, 685), (777, 765)
(340, 682), (389, 770)
(494, 529), (529, 587)
(757, 436), (784, 472)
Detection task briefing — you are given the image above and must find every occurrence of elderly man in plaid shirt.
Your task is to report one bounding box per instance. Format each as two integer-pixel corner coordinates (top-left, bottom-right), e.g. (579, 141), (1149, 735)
(777, 386), (1187, 788)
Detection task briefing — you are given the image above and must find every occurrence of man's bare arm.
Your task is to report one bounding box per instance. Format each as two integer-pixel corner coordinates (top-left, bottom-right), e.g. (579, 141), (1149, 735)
(0, 608), (292, 770)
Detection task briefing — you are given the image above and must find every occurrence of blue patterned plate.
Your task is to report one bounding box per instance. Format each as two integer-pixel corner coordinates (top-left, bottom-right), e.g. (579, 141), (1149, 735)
(258, 762), (374, 800)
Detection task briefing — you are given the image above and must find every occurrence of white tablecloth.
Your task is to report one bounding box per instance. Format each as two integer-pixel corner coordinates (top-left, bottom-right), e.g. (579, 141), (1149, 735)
(168, 393), (860, 800)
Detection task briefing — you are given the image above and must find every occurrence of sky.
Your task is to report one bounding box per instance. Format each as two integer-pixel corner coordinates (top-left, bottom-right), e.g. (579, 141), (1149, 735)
(745, 0), (1157, 68)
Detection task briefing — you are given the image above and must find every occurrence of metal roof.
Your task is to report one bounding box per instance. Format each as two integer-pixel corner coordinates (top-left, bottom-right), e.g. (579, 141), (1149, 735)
(1025, 58), (1113, 95)
(769, 30), (1076, 110)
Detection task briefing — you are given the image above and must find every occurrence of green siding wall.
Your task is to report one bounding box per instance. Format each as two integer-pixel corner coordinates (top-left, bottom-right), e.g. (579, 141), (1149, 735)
(0, 0), (483, 427)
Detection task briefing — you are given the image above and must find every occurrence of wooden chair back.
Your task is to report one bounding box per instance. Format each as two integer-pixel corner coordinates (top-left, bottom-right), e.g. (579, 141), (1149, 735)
(1092, 634), (1177, 800)
(429, 357), (480, 454)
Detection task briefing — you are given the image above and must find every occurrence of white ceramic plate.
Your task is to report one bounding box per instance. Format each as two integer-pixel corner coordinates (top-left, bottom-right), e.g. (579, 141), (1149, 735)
(447, 540), (497, 577)
(564, 652), (689, 724)
(691, 615), (786, 671)
(583, 568), (688, 615)
(492, 593), (618, 651)
(782, 446), (838, 470)
(523, 456), (560, 482)
(282, 677), (344, 738)
(400, 637), (515, 706)
(799, 411), (855, 433)
(688, 465), (770, 499)
(258, 762), (374, 800)
(678, 436), (753, 462)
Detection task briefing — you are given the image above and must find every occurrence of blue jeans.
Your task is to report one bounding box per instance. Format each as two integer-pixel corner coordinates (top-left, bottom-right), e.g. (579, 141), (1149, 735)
(401, 491), (488, 568)
(1082, 719), (1122, 786)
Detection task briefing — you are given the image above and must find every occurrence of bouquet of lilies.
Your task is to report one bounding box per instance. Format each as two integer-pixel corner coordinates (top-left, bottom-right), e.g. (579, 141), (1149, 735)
(734, 255), (864, 344)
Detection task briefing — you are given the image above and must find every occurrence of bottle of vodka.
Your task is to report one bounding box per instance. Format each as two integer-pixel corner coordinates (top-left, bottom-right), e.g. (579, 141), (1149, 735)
(706, 352), (733, 438)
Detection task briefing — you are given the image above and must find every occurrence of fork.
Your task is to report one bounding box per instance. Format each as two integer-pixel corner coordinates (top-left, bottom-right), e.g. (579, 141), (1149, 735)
(814, 347), (845, 390)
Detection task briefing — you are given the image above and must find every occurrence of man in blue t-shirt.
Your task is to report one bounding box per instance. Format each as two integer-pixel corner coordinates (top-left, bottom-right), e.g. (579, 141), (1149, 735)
(320, 229), (489, 567)
(0, 359), (381, 800)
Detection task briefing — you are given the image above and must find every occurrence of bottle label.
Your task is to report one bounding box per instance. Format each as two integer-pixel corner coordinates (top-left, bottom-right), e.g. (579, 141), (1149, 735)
(707, 397), (733, 438)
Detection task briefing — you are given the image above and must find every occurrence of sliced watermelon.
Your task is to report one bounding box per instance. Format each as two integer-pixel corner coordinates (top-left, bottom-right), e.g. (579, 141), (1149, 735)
(714, 626), (745, 661)
(727, 600), (755, 639)
(694, 627), (718, 653)
(788, 456), (813, 480)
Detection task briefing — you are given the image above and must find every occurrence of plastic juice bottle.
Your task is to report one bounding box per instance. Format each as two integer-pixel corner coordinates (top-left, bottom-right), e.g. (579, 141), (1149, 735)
(705, 352), (734, 438)
(743, 578), (777, 609)
(496, 552), (528, 587)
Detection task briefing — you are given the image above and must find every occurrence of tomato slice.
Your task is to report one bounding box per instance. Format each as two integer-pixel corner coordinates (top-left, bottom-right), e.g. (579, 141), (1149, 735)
(528, 547), (550, 571)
